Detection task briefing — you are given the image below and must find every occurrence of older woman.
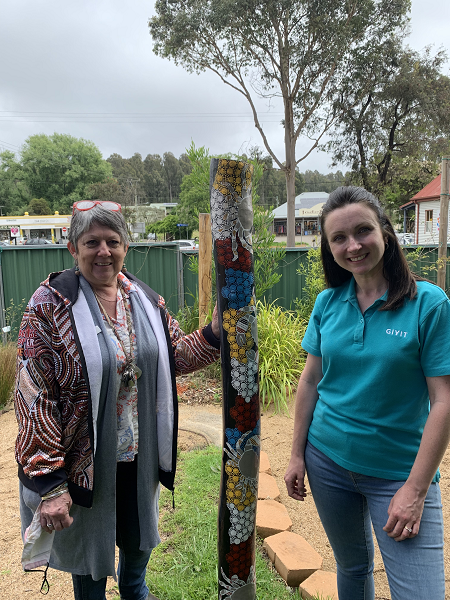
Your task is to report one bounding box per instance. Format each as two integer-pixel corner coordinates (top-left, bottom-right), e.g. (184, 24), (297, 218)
(15, 200), (220, 600)
(285, 187), (450, 600)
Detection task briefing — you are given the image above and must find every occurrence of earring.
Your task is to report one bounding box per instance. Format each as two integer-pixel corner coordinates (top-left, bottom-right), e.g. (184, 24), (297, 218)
(74, 262), (80, 276)
(121, 263), (127, 273)
(385, 241), (389, 248)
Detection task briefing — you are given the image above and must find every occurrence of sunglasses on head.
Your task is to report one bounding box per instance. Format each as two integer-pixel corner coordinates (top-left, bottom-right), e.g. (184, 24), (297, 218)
(72, 200), (122, 215)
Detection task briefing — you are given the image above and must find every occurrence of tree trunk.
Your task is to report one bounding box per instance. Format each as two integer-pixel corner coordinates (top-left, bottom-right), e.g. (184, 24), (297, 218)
(285, 105), (297, 248)
(210, 158), (260, 600)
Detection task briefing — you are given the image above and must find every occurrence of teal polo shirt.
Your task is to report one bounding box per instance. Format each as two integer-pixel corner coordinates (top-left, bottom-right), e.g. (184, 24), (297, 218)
(302, 278), (450, 481)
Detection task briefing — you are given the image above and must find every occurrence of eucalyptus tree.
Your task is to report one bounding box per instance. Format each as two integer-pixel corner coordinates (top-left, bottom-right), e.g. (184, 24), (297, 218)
(150, 0), (409, 246)
(327, 43), (450, 207)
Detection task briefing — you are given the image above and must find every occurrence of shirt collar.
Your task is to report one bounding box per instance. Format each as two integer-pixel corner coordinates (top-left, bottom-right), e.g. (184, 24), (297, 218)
(338, 277), (388, 304)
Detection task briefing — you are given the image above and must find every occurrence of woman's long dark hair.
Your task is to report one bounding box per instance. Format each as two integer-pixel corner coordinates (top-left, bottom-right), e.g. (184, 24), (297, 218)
(320, 186), (419, 311)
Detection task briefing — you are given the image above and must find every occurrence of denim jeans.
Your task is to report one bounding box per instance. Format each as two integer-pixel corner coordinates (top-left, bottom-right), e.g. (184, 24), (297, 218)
(72, 460), (151, 600)
(305, 441), (445, 600)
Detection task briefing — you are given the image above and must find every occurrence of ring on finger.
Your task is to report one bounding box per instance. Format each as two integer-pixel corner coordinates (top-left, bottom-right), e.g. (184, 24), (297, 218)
(404, 526), (412, 534)
(47, 522), (54, 529)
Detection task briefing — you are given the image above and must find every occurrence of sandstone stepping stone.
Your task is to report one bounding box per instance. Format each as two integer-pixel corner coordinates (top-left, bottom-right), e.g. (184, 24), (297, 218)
(299, 570), (338, 599)
(256, 499), (292, 538)
(263, 531), (323, 587)
(258, 472), (280, 501)
(259, 450), (271, 474)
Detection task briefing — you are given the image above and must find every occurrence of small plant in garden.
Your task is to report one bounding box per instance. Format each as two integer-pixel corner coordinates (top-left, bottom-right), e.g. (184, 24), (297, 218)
(0, 343), (16, 409)
(257, 300), (307, 413)
(3, 298), (26, 342)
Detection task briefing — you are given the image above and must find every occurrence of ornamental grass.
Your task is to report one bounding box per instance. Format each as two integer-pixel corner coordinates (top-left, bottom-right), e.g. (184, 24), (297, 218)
(0, 342), (16, 409)
(257, 300), (307, 414)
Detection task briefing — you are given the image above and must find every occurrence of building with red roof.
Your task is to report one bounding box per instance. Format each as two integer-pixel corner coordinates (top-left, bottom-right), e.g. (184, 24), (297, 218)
(399, 174), (450, 245)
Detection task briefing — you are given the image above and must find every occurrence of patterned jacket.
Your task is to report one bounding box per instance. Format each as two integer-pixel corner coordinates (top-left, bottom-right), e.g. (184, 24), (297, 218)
(15, 268), (220, 508)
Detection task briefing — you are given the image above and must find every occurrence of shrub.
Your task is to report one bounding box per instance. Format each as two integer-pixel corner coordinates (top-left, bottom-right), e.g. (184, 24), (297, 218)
(257, 300), (307, 413)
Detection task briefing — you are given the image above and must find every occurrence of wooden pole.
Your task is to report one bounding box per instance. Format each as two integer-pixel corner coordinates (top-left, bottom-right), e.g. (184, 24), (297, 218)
(198, 213), (212, 327)
(437, 157), (450, 290)
(210, 159), (260, 600)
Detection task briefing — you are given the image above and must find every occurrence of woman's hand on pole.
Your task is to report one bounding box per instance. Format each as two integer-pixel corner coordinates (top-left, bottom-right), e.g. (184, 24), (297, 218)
(211, 303), (220, 338)
(40, 492), (74, 533)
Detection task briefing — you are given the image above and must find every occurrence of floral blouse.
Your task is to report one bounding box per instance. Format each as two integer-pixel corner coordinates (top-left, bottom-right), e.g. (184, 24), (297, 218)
(100, 276), (139, 462)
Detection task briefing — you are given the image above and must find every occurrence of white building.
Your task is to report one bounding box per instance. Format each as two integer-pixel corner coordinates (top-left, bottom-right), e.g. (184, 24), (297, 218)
(0, 212), (70, 243)
(399, 175), (449, 245)
(272, 192), (328, 245)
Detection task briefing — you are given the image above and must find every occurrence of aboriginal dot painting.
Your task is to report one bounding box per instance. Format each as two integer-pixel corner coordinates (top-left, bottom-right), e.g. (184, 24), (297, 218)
(209, 158), (260, 600)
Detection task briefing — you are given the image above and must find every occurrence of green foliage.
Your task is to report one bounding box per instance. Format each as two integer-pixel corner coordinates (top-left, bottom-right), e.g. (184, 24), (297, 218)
(106, 151), (192, 204)
(295, 248), (326, 319)
(257, 301), (307, 413)
(174, 292), (202, 335)
(0, 150), (31, 215)
(85, 178), (122, 201)
(0, 343), (16, 409)
(3, 298), (26, 342)
(148, 214), (181, 239)
(148, 446), (299, 600)
(327, 43), (450, 212)
(176, 142), (212, 233)
(302, 169), (347, 193)
(26, 197), (52, 216)
(0, 134), (112, 215)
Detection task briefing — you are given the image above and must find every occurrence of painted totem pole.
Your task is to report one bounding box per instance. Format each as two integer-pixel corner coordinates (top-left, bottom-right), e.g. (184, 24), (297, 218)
(209, 158), (260, 600)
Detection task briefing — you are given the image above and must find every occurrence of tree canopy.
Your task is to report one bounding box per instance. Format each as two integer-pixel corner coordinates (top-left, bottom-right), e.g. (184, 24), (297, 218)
(107, 151), (192, 204)
(0, 133), (112, 214)
(327, 43), (450, 210)
(150, 0), (410, 246)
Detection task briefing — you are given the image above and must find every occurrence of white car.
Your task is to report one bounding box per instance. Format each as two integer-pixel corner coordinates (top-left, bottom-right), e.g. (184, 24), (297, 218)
(175, 240), (198, 251)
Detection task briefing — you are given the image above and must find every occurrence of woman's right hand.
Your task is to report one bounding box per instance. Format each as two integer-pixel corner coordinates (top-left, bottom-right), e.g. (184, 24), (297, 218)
(284, 456), (308, 501)
(40, 492), (74, 533)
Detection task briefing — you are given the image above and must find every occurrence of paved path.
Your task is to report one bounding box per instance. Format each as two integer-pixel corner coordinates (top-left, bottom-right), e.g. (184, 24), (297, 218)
(178, 405), (223, 446)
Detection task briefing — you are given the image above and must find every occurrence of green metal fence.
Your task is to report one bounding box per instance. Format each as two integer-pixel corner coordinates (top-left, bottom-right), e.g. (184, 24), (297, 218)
(1, 244), (449, 337)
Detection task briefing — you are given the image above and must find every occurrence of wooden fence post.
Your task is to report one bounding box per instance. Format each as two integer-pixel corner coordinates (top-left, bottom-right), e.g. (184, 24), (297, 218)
(210, 158), (260, 600)
(437, 157), (450, 290)
(199, 213), (212, 327)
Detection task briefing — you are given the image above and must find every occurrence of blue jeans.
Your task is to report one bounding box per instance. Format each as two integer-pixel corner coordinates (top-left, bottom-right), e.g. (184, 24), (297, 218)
(305, 441), (445, 600)
(72, 461), (151, 600)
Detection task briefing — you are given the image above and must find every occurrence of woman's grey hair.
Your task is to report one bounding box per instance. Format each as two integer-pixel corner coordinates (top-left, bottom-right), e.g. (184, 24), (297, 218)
(68, 204), (129, 249)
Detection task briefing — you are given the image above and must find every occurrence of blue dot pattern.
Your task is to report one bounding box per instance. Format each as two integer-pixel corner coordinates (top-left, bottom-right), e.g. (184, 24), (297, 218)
(221, 268), (254, 309)
(225, 422), (260, 450)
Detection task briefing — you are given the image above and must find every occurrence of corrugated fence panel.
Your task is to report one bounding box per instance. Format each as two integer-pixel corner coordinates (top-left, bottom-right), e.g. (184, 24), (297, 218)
(2, 245), (450, 332)
(262, 249), (309, 309)
(125, 245), (179, 314)
(0, 244), (180, 319)
(182, 251), (200, 306)
(1, 246), (73, 307)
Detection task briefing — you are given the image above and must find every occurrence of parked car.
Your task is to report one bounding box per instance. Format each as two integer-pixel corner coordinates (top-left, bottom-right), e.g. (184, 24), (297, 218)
(175, 240), (198, 251)
(0, 240), (11, 246)
(25, 238), (54, 245)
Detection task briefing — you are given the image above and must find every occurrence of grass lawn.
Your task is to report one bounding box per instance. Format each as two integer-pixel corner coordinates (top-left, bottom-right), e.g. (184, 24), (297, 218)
(143, 446), (300, 600)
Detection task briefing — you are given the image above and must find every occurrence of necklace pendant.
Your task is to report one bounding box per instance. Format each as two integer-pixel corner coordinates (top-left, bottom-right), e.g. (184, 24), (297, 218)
(122, 367), (135, 389)
(134, 365), (142, 379)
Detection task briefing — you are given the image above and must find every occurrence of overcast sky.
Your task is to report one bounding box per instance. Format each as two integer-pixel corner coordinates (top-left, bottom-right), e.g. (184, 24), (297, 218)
(0, 0), (448, 173)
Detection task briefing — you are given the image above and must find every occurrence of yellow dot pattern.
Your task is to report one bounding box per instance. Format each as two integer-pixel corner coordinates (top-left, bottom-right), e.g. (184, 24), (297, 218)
(213, 159), (251, 198)
(222, 308), (254, 363)
(225, 461), (256, 510)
